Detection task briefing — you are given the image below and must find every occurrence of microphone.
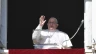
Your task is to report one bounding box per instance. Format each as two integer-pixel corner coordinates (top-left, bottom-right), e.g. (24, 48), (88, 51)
(62, 19), (84, 44)
(81, 19), (84, 23)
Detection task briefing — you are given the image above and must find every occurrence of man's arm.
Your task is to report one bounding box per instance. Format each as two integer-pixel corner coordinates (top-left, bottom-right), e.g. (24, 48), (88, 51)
(62, 33), (73, 49)
(62, 46), (72, 49)
(32, 24), (42, 44)
(32, 15), (46, 44)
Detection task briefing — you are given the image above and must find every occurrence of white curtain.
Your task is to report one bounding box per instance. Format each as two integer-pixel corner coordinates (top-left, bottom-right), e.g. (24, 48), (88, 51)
(84, 0), (92, 52)
(0, 0), (7, 48)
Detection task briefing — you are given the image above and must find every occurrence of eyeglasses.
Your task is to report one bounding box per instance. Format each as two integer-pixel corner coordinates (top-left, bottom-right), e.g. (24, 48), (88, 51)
(48, 22), (57, 24)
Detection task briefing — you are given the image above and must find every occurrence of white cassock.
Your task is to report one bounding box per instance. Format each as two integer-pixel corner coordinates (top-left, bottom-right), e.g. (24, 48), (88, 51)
(32, 24), (73, 49)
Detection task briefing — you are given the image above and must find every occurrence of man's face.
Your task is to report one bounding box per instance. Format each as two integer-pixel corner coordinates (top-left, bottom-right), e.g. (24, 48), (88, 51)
(47, 18), (58, 30)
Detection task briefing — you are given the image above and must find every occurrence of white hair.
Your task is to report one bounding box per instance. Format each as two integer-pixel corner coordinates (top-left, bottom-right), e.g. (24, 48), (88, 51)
(49, 17), (58, 24)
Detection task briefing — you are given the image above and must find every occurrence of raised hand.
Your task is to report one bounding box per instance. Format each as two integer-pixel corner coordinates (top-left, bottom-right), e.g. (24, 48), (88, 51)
(39, 15), (46, 26)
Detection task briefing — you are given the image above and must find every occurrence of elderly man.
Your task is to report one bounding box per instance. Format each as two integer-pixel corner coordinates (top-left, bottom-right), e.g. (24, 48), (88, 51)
(32, 15), (72, 49)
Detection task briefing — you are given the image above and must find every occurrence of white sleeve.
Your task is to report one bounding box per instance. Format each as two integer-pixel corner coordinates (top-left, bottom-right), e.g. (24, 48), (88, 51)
(62, 34), (73, 47)
(32, 24), (42, 44)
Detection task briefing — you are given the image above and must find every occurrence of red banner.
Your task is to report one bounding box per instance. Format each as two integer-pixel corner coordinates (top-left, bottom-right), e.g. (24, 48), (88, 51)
(9, 48), (84, 54)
